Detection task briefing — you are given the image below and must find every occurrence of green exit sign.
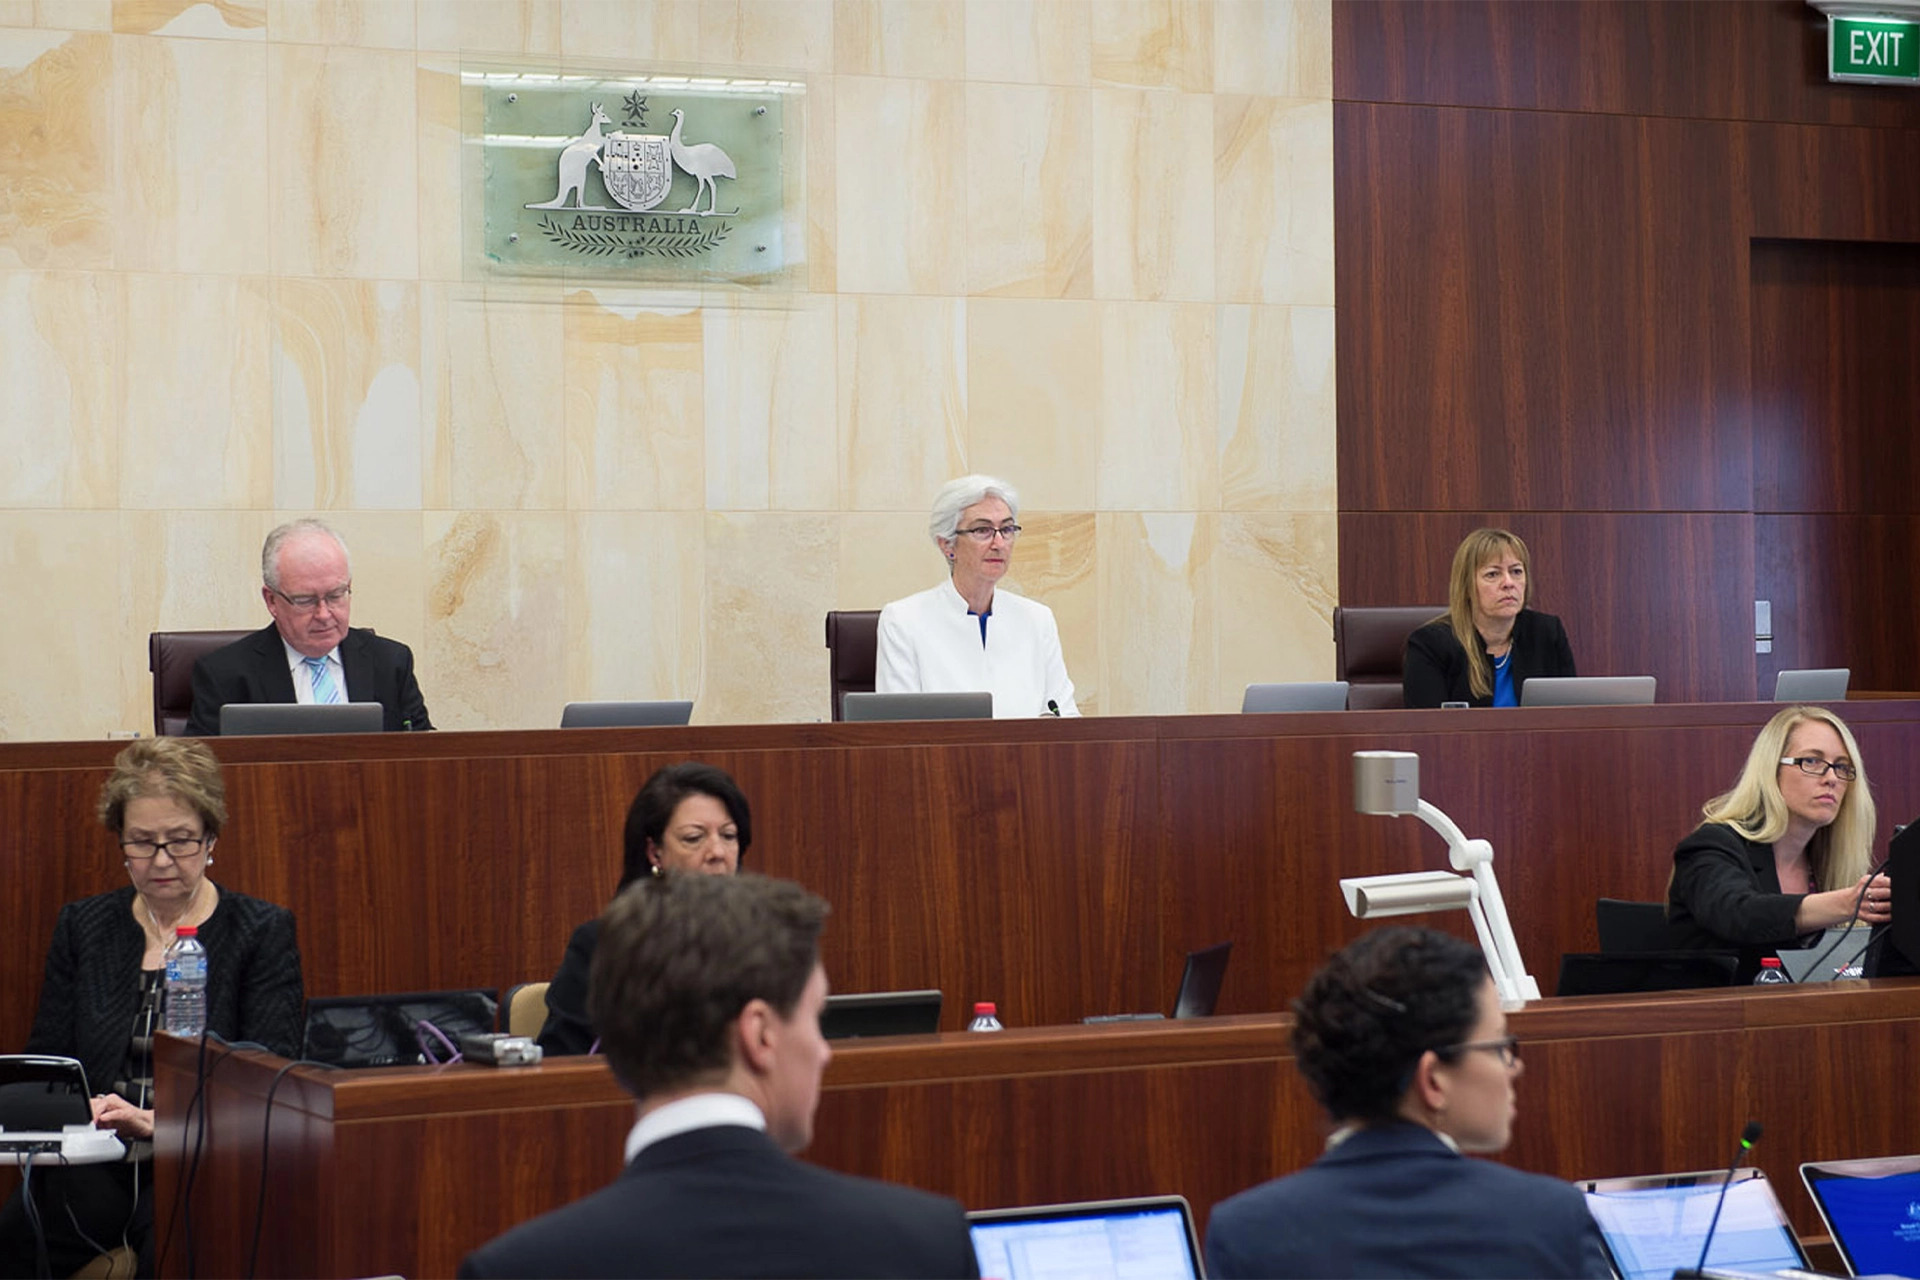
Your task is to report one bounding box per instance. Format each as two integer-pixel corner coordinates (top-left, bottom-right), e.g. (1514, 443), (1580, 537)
(1829, 15), (1918, 83)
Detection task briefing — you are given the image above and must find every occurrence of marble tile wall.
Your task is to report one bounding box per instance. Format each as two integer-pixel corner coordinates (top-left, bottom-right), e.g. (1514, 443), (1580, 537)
(0, 0), (1334, 739)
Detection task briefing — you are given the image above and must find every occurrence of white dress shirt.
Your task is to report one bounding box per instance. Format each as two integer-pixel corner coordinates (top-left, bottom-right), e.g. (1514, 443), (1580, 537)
(875, 578), (1079, 718)
(624, 1092), (767, 1163)
(281, 638), (347, 704)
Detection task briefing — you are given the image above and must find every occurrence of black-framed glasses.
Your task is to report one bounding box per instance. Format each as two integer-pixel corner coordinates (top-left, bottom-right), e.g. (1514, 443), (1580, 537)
(1781, 756), (1858, 782)
(956, 524), (1021, 544)
(121, 835), (210, 861)
(1435, 1034), (1520, 1068)
(270, 584), (352, 613)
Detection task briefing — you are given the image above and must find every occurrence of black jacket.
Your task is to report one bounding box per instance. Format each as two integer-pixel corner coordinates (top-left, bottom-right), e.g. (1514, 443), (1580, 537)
(459, 1123), (980, 1279)
(1402, 609), (1576, 708)
(536, 918), (600, 1056)
(1668, 821), (1816, 982)
(186, 622), (432, 735)
(26, 886), (305, 1092)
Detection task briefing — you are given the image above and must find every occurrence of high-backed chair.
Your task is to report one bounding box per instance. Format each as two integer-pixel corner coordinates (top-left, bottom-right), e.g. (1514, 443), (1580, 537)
(1332, 605), (1444, 710)
(825, 611), (881, 722)
(148, 629), (255, 737)
(1595, 898), (1683, 953)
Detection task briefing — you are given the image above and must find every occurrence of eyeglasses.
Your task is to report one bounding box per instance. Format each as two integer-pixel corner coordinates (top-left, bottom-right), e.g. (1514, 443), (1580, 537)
(1781, 756), (1858, 782)
(270, 585), (352, 613)
(1435, 1034), (1520, 1068)
(121, 835), (209, 861)
(956, 524), (1021, 544)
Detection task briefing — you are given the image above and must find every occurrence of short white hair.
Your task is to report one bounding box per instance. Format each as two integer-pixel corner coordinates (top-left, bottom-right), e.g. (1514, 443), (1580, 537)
(262, 519), (351, 591)
(928, 474), (1020, 547)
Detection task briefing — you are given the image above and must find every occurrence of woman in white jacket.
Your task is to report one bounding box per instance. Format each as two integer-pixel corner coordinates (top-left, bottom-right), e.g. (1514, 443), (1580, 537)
(874, 475), (1080, 719)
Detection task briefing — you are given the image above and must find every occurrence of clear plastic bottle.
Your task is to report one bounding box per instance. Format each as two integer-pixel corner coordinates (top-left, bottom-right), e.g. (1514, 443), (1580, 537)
(164, 925), (209, 1037)
(1753, 956), (1791, 986)
(967, 1001), (1004, 1032)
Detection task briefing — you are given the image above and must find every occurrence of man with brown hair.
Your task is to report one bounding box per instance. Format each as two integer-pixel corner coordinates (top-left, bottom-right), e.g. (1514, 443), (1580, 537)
(459, 873), (978, 1279)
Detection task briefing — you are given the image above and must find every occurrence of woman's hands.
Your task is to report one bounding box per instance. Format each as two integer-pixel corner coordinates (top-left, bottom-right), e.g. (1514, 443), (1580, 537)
(1795, 873), (1891, 932)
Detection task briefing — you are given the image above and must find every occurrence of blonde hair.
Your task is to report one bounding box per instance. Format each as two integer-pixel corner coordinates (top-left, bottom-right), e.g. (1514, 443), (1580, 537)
(1701, 705), (1875, 891)
(97, 739), (228, 838)
(1441, 528), (1533, 701)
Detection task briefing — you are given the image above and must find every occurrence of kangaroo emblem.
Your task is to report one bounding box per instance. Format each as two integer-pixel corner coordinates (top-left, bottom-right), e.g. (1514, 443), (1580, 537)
(527, 103), (611, 210)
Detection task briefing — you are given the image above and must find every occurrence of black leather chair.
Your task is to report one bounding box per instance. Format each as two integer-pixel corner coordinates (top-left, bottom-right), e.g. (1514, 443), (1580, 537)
(1596, 897), (1682, 953)
(1333, 605), (1444, 710)
(824, 611), (881, 722)
(148, 629), (254, 736)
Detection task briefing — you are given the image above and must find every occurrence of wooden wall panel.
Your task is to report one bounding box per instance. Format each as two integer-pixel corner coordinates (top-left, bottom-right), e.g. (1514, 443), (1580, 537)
(1337, 512), (1756, 704)
(1335, 1), (1920, 130)
(1335, 103), (1752, 513)
(1753, 240), (1920, 515)
(1757, 516), (1920, 693)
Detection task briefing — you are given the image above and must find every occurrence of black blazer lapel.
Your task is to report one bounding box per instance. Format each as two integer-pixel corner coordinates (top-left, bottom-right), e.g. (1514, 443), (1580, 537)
(247, 625), (299, 703)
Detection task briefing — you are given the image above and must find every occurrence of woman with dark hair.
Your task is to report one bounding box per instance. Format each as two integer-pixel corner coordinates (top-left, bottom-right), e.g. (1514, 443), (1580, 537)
(1204, 927), (1609, 1279)
(1403, 527), (1576, 708)
(0, 739), (303, 1278)
(537, 763), (753, 1056)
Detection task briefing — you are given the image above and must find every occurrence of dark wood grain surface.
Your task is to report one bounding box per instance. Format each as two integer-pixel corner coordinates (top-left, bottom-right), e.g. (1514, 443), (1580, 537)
(156, 981), (1920, 1279)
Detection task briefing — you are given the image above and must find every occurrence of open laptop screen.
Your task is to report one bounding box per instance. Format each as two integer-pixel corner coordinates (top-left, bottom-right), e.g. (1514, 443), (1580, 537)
(1801, 1154), (1920, 1276)
(1580, 1169), (1807, 1280)
(968, 1197), (1202, 1280)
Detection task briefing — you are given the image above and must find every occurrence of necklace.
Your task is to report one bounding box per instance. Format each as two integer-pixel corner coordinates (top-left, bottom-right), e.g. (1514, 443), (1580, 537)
(136, 878), (206, 947)
(1493, 650), (1512, 670)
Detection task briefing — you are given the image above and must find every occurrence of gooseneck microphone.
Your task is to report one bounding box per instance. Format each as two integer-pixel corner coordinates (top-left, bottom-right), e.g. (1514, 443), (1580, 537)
(1801, 851), (1892, 981)
(1687, 1120), (1763, 1278)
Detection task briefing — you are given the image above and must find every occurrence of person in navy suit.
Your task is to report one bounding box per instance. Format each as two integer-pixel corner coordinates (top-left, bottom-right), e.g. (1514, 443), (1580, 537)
(1205, 927), (1611, 1279)
(186, 519), (431, 735)
(459, 873), (979, 1280)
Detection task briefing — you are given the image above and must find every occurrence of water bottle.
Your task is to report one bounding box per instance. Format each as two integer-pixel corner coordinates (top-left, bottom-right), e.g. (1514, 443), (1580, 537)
(164, 926), (209, 1037)
(1753, 956), (1790, 986)
(968, 1001), (1004, 1032)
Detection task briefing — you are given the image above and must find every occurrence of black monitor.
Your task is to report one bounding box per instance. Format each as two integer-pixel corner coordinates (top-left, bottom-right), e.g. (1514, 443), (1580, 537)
(819, 990), (943, 1040)
(1867, 820), (1920, 978)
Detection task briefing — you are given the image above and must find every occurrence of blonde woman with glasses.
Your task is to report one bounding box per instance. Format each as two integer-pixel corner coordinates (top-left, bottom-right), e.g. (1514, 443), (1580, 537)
(1667, 705), (1887, 982)
(874, 474), (1079, 718)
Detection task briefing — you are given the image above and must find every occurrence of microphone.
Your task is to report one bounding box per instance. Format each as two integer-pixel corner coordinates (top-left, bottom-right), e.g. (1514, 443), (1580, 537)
(1686, 1120), (1763, 1278)
(1046, 700), (1061, 717)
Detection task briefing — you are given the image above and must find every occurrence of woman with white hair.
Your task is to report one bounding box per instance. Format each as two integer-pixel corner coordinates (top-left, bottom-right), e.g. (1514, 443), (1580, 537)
(874, 475), (1079, 718)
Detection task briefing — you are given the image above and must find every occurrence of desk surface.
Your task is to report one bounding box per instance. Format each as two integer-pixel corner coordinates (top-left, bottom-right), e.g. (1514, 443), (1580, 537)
(155, 979), (1920, 1279)
(13, 701), (1920, 1056)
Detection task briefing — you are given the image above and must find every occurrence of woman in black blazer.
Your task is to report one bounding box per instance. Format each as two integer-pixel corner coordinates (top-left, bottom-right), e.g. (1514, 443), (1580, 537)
(1403, 527), (1576, 708)
(1, 739), (303, 1278)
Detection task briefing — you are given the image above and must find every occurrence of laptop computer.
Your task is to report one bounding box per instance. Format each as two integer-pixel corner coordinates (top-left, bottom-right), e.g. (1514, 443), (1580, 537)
(1800, 1153), (1920, 1276)
(967, 1196), (1204, 1280)
(1521, 676), (1658, 707)
(841, 691), (994, 722)
(1241, 682), (1349, 713)
(1579, 1167), (1808, 1280)
(559, 700), (694, 728)
(820, 990), (943, 1040)
(220, 701), (385, 735)
(1774, 668), (1850, 702)
(303, 989), (499, 1068)
(0, 1055), (126, 1166)
(1777, 926), (1873, 983)
(1085, 943), (1233, 1024)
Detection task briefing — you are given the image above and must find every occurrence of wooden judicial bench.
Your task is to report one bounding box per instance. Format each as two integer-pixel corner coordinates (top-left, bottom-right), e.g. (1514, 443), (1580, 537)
(153, 980), (1920, 1278)
(10, 700), (1920, 1052)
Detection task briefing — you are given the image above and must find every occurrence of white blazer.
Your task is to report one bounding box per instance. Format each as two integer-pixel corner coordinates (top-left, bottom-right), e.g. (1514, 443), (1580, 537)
(874, 579), (1080, 718)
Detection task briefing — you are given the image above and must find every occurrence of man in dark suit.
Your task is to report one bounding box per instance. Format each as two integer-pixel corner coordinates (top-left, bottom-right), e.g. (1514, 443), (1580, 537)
(459, 873), (979, 1280)
(186, 519), (431, 735)
(1204, 927), (1610, 1279)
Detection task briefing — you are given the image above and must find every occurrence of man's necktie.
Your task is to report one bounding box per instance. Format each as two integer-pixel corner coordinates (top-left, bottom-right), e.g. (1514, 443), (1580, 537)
(304, 656), (342, 705)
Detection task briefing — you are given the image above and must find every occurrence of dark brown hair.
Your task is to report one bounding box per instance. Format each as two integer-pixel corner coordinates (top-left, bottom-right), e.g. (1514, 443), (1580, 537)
(588, 873), (827, 1100)
(619, 763), (754, 890)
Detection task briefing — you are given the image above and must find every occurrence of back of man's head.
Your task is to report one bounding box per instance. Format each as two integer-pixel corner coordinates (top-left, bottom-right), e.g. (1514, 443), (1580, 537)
(589, 872), (828, 1102)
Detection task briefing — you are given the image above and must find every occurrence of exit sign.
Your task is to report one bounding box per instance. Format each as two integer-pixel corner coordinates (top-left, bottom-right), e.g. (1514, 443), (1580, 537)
(1829, 14), (1918, 83)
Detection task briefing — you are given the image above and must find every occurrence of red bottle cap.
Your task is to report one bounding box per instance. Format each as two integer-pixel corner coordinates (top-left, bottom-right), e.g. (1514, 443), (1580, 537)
(175, 926), (198, 937)
(972, 1002), (997, 1016)
(1760, 957), (1781, 967)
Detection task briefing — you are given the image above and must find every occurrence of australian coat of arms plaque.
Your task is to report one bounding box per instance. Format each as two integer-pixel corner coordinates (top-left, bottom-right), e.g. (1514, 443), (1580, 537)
(466, 67), (803, 287)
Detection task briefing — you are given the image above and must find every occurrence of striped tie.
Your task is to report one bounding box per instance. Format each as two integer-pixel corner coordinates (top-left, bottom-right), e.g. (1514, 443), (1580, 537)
(304, 656), (342, 705)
